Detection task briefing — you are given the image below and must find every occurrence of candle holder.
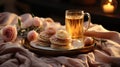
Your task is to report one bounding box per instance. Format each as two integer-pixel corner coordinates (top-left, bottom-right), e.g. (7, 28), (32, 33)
(101, 0), (118, 13)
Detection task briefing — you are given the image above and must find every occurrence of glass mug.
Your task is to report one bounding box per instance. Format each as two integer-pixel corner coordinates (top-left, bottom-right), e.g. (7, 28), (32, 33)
(65, 10), (91, 42)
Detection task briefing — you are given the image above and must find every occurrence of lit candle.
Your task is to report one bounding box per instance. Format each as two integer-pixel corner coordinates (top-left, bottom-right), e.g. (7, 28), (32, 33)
(103, 3), (115, 13)
(102, 0), (115, 13)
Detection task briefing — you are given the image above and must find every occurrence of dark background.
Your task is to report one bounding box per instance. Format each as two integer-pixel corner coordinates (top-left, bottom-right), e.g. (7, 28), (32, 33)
(0, 0), (120, 32)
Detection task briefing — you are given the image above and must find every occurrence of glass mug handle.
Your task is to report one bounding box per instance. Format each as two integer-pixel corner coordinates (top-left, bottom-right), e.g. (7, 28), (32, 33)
(84, 12), (91, 32)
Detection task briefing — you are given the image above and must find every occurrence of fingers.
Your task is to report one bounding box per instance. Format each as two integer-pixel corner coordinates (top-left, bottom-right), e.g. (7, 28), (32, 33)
(84, 31), (118, 40)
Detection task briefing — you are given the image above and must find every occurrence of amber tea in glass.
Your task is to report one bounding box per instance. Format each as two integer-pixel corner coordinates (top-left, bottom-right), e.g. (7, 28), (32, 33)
(65, 10), (91, 41)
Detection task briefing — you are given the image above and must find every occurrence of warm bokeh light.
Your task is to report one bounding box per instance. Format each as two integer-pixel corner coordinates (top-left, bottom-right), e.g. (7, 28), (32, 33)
(102, 0), (117, 13)
(109, 0), (112, 2)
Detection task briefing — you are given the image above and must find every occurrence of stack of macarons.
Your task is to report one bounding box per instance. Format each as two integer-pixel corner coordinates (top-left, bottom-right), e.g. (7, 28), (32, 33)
(50, 30), (73, 50)
(38, 27), (56, 47)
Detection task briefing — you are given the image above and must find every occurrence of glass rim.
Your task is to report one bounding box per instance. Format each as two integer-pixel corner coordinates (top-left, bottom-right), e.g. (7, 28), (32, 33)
(66, 9), (84, 13)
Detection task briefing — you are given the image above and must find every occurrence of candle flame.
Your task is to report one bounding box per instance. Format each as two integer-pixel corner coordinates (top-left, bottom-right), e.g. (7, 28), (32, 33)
(109, 0), (112, 2)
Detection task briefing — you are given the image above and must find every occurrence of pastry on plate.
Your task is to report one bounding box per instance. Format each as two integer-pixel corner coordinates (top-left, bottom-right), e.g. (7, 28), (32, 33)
(37, 27), (56, 47)
(50, 30), (73, 50)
